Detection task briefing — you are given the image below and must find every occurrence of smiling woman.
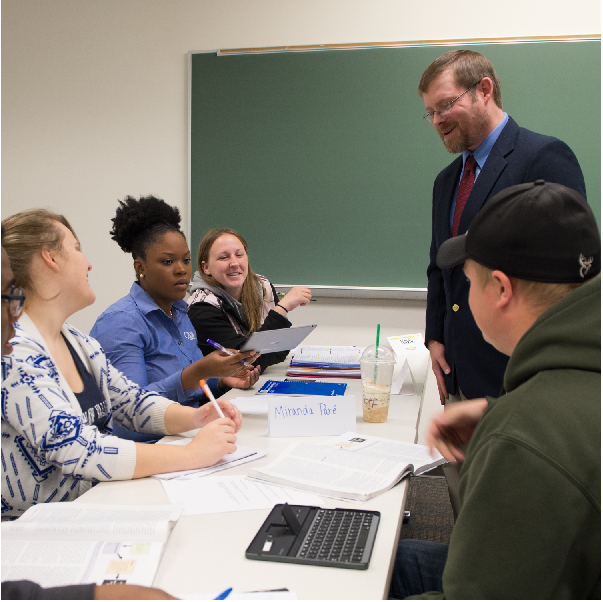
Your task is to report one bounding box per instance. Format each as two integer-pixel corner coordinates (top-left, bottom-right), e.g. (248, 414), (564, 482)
(187, 228), (312, 373)
(90, 197), (260, 442)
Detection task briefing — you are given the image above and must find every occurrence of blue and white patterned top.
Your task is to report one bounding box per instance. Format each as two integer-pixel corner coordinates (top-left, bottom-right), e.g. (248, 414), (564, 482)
(1, 313), (174, 519)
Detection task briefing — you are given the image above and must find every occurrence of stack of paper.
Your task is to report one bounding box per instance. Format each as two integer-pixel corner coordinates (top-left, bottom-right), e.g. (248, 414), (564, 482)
(2, 503), (180, 588)
(286, 345), (362, 379)
(161, 475), (322, 515)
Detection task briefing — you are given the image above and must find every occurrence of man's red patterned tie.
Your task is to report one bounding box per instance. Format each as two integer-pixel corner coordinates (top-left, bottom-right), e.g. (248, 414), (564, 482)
(451, 155), (477, 237)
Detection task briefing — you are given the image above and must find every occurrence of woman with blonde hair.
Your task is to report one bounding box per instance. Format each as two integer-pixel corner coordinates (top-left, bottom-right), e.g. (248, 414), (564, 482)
(188, 228), (312, 373)
(1, 209), (248, 519)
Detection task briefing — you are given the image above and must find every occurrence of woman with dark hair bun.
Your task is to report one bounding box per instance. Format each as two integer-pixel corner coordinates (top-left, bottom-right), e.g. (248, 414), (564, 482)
(90, 196), (260, 442)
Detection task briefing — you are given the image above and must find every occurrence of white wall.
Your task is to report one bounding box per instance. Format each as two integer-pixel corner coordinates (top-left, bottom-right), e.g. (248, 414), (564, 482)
(2, 0), (600, 345)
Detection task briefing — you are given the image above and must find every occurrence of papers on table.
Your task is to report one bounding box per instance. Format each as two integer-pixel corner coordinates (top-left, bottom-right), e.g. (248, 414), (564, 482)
(230, 397), (269, 414)
(161, 475), (322, 515)
(290, 345), (363, 367)
(287, 345), (363, 379)
(152, 439), (266, 480)
(1, 503), (180, 588)
(180, 591), (297, 600)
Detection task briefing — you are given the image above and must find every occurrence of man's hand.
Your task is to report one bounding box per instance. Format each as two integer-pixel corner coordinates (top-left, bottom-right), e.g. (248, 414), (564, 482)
(427, 340), (451, 405)
(428, 398), (488, 463)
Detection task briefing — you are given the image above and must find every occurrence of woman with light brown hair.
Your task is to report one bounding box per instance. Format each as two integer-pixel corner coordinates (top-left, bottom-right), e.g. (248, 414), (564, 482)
(1, 209), (248, 519)
(188, 228), (312, 373)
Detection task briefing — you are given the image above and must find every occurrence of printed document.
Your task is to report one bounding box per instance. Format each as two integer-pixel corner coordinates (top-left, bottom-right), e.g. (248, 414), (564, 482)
(161, 475), (322, 515)
(153, 439), (266, 479)
(2, 503), (180, 587)
(290, 345), (363, 365)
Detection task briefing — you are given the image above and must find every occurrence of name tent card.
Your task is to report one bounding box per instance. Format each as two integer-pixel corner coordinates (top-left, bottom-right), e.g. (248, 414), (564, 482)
(388, 333), (425, 356)
(268, 395), (356, 438)
(388, 334), (427, 396)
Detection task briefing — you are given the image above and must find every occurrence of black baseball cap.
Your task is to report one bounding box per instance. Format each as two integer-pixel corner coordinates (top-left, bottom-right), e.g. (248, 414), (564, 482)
(436, 180), (601, 282)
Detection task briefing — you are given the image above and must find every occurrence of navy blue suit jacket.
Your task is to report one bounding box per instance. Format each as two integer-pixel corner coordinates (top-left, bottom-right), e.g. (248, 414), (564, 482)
(425, 116), (586, 399)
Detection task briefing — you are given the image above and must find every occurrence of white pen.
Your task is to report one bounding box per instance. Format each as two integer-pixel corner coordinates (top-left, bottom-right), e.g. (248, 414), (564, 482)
(199, 379), (224, 418)
(207, 338), (254, 368)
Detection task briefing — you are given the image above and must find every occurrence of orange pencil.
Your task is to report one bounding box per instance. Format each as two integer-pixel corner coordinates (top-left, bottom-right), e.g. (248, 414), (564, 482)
(199, 379), (225, 418)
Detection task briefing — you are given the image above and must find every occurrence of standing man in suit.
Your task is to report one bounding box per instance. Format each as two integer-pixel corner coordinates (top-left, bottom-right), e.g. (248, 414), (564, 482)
(422, 49), (586, 406)
(419, 49), (586, 515)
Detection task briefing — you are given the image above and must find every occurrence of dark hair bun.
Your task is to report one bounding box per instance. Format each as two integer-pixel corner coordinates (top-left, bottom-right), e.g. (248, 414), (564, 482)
(110, 195), (182, 254)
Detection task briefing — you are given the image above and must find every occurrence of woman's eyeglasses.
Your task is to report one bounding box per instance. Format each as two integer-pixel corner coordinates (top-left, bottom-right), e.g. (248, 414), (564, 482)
(1, 285), (26, 318)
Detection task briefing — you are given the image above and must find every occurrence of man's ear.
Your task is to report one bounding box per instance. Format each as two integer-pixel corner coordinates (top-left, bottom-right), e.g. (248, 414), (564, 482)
(477, 77), (494, 104)
(491, 270), (513, 309)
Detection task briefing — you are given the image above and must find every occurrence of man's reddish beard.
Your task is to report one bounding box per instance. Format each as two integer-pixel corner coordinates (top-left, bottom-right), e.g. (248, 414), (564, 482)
(439, 103), (492, 154)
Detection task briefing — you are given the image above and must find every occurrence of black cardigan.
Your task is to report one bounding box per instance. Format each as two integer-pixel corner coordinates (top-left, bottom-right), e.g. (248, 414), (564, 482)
(187, 286), (292, 373)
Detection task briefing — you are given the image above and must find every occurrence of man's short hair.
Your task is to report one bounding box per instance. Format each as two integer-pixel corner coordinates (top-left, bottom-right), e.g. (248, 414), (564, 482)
(418, 50), (503, 109)
(471, 261), (582, 312)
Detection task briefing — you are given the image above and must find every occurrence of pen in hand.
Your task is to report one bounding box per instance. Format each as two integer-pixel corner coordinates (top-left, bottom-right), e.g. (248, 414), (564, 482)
(199, 379), (225, 419)
(207, 338), (254, 368)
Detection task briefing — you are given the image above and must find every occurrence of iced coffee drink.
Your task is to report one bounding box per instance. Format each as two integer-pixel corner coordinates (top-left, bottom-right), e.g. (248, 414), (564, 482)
(362, 381), (391, 423)
(360, 343), (396, 423)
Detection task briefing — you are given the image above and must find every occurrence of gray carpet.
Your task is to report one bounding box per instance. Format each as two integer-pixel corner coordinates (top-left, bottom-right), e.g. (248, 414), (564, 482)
(399, 473), (454, 544)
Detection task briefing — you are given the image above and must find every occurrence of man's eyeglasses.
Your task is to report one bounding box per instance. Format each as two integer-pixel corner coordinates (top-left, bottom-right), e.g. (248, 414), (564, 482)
(423, 80), (482, 123)
(1, 285), (26, 318)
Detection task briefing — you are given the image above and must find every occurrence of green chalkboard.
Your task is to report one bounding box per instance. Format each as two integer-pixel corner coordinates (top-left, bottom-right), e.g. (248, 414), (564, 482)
(190, 41), (601, 289)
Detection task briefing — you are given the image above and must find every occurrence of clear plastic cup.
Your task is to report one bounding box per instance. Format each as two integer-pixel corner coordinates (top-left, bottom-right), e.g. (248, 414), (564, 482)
(360, 344), (396, 423)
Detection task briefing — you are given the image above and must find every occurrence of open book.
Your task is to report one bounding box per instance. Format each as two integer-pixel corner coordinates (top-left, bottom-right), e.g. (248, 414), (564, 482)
(2, 503), (181, 588)
(247, 432), (445, 502)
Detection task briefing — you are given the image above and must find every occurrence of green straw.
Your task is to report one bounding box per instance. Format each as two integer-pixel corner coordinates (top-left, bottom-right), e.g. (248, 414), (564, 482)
(374, 324), (380, 382)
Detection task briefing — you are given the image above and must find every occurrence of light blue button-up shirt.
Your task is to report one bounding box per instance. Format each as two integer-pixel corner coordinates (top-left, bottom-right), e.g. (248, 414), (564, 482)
(90, 282), (219, 406)
(449, 112), (509, 232)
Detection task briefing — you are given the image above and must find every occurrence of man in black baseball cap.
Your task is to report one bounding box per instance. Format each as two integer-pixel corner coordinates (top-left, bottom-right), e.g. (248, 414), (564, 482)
(390, 181), (600, 599)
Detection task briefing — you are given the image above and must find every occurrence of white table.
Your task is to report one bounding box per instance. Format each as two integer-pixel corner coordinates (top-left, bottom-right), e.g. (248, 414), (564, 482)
(78, 357), (432, 599)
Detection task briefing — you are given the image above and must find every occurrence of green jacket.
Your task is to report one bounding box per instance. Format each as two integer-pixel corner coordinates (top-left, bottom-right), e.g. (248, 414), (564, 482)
(418, 275), (601, 599)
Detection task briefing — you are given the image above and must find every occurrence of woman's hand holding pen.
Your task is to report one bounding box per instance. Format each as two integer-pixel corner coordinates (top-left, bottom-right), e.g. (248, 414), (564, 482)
(186, 398), (241, 467)
(181, 349), (259, 390)
(276, 286), (312, 313)
(193, 397), (242, 432)
(186, 417), (238, 468)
